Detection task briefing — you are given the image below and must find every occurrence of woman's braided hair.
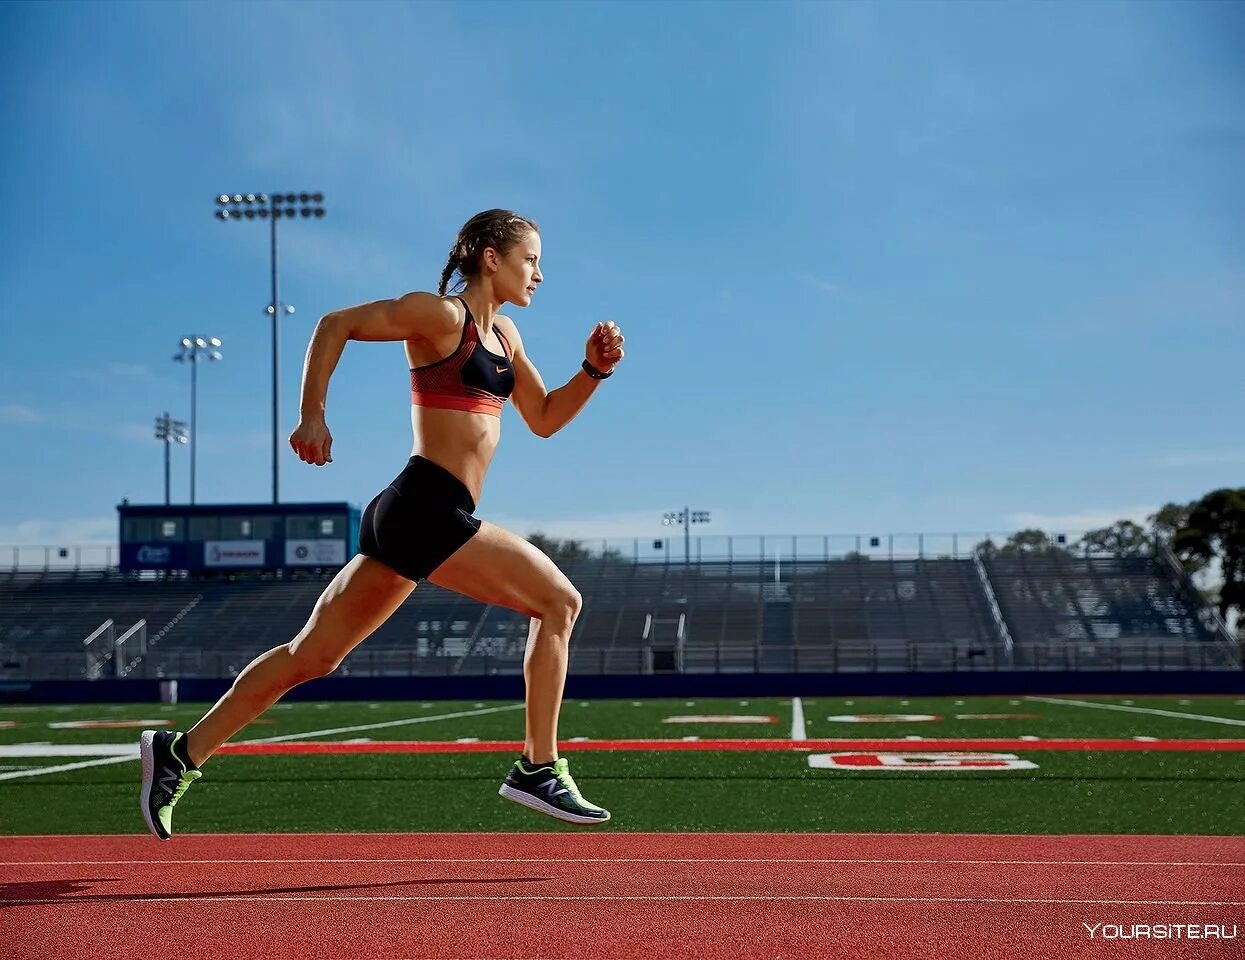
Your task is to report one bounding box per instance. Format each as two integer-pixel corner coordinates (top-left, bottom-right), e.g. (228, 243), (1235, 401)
(438, 209), (540, 296)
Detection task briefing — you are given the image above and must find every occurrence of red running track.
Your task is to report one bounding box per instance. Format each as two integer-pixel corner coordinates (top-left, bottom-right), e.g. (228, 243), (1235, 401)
(2, 833), (1243, 959)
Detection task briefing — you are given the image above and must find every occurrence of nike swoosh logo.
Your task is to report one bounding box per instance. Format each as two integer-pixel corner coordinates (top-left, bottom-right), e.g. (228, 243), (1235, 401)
(495, 365), (509, 373)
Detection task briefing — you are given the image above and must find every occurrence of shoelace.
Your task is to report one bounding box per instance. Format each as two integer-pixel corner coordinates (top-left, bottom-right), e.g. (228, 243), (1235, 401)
(167, 769), (201, 806)
(553, 760), (588, 804)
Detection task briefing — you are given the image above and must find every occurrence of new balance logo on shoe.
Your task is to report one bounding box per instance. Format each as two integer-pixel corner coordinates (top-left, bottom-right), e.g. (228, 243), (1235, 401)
(539, 778), (569, 799)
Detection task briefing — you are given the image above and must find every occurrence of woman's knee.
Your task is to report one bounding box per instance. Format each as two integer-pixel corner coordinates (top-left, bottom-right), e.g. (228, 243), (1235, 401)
(284, 637), (343, 682)
(538, 582), (582, 626)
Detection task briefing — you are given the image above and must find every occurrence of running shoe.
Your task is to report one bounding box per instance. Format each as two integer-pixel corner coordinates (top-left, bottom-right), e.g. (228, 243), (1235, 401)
(139, 730), (201, 840)
(499, 756), (611, 825)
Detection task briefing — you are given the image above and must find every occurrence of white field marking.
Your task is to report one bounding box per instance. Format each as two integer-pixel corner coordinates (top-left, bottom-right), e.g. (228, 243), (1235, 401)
(7, 858), (1245, 868)
(1026, 696), (1245, 728)
(239, 702), (525, 745)
(0, 702), (526, 781)
(791, 697), (807, 741)
(0, 755), (138, 782)
(1, 894), (1241, 906)
(0, 744), (138, 758)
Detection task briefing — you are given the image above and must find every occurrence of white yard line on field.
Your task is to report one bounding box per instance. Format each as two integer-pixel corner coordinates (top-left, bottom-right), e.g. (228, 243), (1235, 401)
(1025, 696), (1245, 728)
(791, 697), (807, 741)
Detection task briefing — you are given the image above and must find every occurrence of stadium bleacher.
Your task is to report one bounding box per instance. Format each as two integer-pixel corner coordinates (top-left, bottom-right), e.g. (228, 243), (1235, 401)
(1, 545), (1237, 680)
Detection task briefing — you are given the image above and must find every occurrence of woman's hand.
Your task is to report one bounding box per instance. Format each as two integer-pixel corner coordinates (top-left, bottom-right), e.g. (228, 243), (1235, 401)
(289, 417), (333, 466)
(586, 320), (625, 374)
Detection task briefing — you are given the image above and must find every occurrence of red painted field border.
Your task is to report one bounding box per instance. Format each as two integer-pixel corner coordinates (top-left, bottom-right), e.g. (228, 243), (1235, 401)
(218, 737), (1245, 755)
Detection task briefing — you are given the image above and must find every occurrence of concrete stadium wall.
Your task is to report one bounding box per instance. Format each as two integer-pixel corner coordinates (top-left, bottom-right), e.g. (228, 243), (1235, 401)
(2, 671), (1242, 704)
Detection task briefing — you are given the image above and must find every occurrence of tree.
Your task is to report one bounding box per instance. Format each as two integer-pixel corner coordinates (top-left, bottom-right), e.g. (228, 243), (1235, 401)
(1077, 520), (1152, 557)
(526, 532), (628, 566)
(1172, 488), (1245, 623)
(1149, 501), (1196, 553)
(976, 529), (1070, 557)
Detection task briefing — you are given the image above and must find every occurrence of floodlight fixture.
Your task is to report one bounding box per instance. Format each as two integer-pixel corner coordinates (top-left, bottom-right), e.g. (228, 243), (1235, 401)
(214, 188), (326, 503)
(174, 335), (223, 505)
(154, 412), (190, 505)
(660, 506), (712, 562)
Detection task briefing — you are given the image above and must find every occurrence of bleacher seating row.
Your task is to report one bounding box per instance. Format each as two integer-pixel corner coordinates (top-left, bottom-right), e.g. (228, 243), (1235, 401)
(0, 553), (1237, 679)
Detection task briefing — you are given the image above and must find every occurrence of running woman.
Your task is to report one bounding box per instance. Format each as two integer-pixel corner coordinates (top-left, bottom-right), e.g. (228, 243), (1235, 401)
(140, 210), (624, 837)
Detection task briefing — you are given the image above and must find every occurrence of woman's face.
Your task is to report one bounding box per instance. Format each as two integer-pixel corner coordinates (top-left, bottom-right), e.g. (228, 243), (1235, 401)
(490, 230), (543, 307)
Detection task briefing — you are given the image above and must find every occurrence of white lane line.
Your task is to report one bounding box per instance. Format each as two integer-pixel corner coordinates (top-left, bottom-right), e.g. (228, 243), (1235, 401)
(4, 858), (1243, 868)
(791, 697), (806, 741)
(2, 894), (1241, 906)
(1026, 696), (1245, 728)
(0, 703), (525, 782)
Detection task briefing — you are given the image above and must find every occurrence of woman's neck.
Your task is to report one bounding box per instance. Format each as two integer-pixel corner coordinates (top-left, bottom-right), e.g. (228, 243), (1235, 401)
(459, 287), (501, 330)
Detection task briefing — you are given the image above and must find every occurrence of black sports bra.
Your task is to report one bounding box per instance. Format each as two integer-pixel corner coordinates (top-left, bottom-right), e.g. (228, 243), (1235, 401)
(409, 297), (515, 416)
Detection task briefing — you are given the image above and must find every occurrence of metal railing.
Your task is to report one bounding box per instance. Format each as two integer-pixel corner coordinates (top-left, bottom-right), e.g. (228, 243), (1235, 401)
(0, 531), (1117, 572)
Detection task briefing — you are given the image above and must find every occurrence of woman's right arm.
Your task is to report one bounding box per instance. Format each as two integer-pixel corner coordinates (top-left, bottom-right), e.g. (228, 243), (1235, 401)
(290, 292), (459, 466)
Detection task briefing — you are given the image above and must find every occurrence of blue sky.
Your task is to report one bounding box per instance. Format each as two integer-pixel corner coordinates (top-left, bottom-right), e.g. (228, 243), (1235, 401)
(1, 0), (1241, 552)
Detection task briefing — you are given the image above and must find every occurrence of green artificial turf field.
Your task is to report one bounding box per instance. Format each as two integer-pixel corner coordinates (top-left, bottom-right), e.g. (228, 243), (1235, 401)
(2, 695), (1243, 835)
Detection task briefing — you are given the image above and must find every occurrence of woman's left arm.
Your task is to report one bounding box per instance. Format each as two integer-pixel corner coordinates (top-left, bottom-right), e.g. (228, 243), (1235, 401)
(505, 318), (625, 438)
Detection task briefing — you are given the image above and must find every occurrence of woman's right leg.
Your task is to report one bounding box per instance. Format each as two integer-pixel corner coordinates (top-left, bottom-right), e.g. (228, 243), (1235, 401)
(183, 554), (416, 767)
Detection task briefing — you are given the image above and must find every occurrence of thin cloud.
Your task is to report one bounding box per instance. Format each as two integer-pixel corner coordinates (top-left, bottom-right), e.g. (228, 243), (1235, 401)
(801, 275), (843, 296)
(1004, 506), (1158, 532)
(0, 515), (116, 546)
(0, 404), (45, 424)
(1151, 450), (1245, 469)
(489, 509), (690, 543)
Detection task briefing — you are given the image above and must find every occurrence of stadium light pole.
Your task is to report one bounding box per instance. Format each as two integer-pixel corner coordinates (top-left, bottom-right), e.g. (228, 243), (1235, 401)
(663, 508), (711, 563)
(215, 191), (326, 504)
(173, 336), (223, 505)
(153, 412), (188, 506)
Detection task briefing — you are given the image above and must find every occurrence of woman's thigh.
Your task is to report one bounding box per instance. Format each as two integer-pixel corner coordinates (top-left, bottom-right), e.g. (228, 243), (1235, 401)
(426, 520), (577, 621)
(288, 554), (418, 667)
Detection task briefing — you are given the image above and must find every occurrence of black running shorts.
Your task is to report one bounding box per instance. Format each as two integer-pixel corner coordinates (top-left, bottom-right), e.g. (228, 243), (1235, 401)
(357, 456), (481, 582)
